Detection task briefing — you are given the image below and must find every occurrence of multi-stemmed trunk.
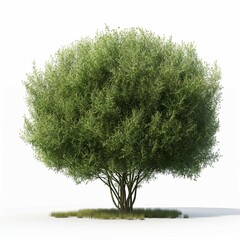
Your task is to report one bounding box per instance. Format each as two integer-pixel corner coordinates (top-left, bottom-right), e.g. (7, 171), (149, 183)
(98, 170), (150, 212)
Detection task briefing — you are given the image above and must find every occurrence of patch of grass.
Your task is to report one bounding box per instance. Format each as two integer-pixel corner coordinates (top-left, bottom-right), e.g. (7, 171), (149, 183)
(75, 209), (145, 220)
(51, 211), (77, 218)
(51, 208), (183, 220)
(134, 208), (182, 219)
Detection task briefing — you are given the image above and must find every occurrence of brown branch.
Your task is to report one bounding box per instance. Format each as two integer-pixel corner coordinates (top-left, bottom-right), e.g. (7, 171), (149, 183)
(107, 174), (121, 204)
(109, 187), (120, 210)
(132, 187), (138, 205)
(98, 175), (110, 187)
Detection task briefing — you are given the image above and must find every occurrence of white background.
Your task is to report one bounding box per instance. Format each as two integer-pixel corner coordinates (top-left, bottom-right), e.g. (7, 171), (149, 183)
(0, 0), (240, 213)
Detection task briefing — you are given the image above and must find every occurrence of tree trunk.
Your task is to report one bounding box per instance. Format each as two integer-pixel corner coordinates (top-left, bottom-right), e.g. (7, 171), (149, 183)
(98, 170), (144, 212)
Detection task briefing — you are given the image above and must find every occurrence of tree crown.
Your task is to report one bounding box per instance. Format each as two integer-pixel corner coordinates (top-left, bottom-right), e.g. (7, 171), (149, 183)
(22, 28), (221, 183)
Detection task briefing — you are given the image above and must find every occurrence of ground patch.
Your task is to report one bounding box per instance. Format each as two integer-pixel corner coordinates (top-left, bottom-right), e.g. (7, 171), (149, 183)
(51, 208), (185, 220)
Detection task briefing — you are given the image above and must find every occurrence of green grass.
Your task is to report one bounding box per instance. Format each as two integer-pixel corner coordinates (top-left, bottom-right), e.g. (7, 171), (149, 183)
(51, 208), (184, 220)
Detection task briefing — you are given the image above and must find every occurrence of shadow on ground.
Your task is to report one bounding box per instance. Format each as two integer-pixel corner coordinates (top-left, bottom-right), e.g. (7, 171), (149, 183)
(178, 207), (240, 218)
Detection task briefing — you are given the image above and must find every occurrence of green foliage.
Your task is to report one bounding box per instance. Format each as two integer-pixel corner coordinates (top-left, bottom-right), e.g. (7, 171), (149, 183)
(51, 208), (182, 219)
(22, 27), (221, 210)
(50, 211), (76, 218)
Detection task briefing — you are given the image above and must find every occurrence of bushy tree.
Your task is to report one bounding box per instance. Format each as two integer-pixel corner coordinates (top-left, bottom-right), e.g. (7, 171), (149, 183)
(22, 28), (221, 212)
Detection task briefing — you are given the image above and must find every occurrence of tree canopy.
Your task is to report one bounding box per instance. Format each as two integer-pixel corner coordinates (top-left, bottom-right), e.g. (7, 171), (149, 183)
(22, 28), (221, 211)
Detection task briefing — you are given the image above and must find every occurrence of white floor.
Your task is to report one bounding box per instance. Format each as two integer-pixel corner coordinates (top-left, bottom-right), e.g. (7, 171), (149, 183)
(0, 207), (240, 240)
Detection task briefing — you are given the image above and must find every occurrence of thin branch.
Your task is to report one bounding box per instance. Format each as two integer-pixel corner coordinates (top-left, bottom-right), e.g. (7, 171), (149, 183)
(132, 187), (138, 205)
(137, 170), (154, 185)
(109, 187), (120, 210)
(107, 174), (121, 203)
(98, 175), (110, 187)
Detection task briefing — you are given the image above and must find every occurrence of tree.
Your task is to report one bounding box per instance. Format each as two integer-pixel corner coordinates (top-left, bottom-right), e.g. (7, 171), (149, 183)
(22, 28), (221, 212)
